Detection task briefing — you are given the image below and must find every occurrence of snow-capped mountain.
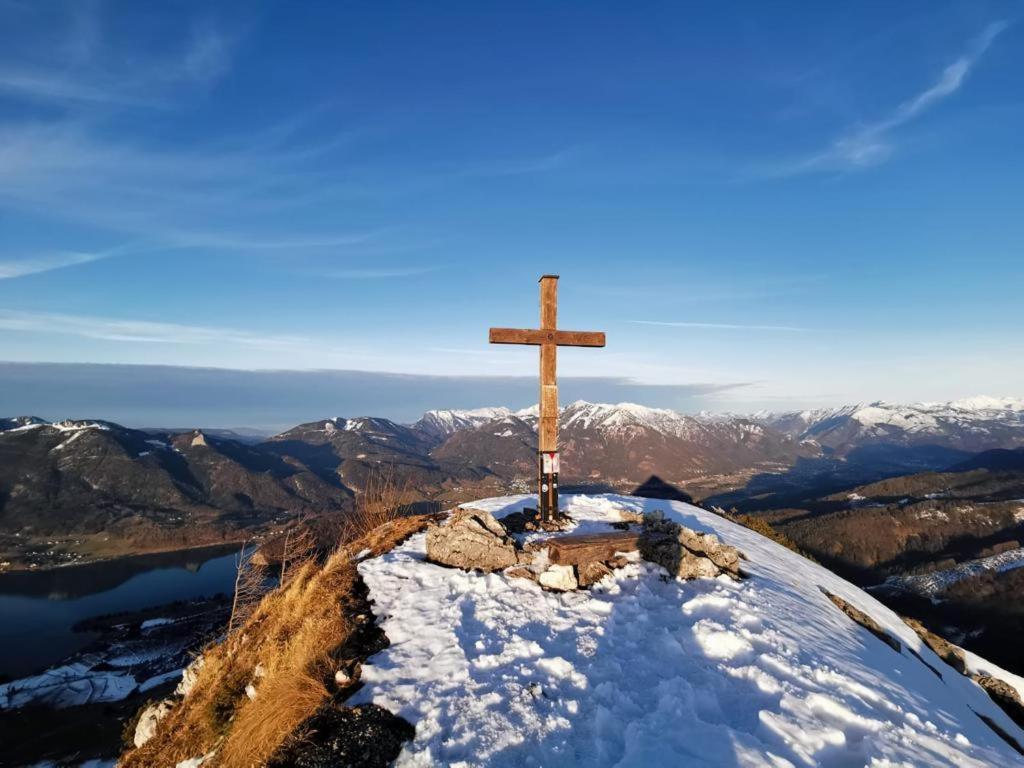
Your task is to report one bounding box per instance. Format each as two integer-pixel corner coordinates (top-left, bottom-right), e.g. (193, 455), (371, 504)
(759, 397), (1024, 455)
(413, 407), (515, 440)
(430, 400), (815, 483)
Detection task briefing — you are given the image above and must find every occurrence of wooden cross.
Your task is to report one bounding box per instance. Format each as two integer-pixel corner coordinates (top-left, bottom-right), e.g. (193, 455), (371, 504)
(489, 275), (606, 521)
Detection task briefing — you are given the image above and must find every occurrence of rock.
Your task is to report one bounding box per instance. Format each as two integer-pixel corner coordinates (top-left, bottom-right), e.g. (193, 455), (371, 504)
(605, 555), (630, 569)
(190, 430), (207, 447)
(822, 589), (901, 653)
(618, 509), (644, 524)
(175, 656), (204, 698)
(676, 551), (724, 580)
(335, 669), (352, 686)
(577, 561), (612, 588)
(903, 616), (967, 674)
(677, 528), (742, 576)
(638, 512), (744, 581)
(134, 698), (175, 747)
(973, 675), (1024, 730)
(505, 565), (539, 583)
(426, 508), (521, 572)
(538, 564), (578, 591)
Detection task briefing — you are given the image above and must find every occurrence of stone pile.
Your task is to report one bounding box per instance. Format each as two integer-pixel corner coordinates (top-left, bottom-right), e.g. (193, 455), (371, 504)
(425, 506), (745, 591)
(424, 508), (524, 572)
(638, 511), (744, 580)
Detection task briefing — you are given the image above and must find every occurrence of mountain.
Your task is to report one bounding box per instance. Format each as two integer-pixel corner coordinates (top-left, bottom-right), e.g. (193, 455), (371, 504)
(760, 397), (1024, 456)
(6, 396), (1024, 570)
(413, 407), (515, 441)
(263, 416), (493, 494)
(951, 447), (1024, 472)
(0, 419), (346, 568)
(122, 493), (1024, 767)
(430, 401), (819, 487)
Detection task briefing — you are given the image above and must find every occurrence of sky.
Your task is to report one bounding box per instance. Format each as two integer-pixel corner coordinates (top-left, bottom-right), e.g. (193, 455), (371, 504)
(1, 0), (1022, 426)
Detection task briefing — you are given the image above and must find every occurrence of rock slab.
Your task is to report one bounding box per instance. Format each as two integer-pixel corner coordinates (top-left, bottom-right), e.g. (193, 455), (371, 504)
(426, 508), (521, 572)
(639, 512), (744, 581)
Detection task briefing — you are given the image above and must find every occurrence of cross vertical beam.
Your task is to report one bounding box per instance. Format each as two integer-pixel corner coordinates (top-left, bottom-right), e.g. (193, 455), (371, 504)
(538, 275), (559, 520)
(488, 275), (606, 522)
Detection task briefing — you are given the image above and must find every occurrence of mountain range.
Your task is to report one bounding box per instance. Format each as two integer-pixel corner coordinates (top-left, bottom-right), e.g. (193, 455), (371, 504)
(2, 396), (1023, 569)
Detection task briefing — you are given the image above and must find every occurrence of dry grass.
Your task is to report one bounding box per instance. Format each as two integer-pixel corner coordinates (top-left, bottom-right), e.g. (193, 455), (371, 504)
(341, 466), (416, 542)
(120, 469), (445, 768)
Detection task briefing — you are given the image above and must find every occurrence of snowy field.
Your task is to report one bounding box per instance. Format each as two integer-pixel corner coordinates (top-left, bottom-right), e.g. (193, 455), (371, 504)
(353, 494), (1024, 767)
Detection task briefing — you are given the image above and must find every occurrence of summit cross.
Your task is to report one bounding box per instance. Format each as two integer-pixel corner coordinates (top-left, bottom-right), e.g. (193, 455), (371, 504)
(489, 275), (606, 521)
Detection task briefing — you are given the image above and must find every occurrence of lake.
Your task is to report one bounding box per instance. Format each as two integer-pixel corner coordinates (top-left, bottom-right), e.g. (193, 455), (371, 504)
(0, 544), (240, 679)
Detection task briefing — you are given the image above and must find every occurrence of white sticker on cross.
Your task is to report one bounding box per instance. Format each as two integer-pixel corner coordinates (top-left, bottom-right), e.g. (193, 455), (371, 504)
(542, 452), (559, 474)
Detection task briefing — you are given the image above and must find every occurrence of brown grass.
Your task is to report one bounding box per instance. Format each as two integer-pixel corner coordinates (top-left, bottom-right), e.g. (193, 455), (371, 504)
(119, 499), (443, 768)
(341, 466), (417, 542)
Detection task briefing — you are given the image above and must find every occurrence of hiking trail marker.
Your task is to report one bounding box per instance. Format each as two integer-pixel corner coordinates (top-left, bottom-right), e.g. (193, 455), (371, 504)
(489, 275), (606, 521)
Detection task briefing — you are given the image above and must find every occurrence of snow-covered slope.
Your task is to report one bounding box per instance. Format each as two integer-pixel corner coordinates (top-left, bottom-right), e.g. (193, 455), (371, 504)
(414, 408), (515, 440)
(353, 494), (1024, 767)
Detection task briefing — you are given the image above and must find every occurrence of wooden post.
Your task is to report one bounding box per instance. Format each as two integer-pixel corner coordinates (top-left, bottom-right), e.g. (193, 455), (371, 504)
(489, 275), (605, 522)
(539, 275), (559, 520)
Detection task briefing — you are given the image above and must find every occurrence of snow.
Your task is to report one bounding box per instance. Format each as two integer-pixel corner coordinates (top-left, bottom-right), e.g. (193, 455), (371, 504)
(0, 660), (137, 709)
(353, 493), (1024, 767)
(51, 430), (88, 451)
(417, 407), (515, 437)
(885, 547), (1024, 597)
(949, 396), (1024, 413)
(139, 668), (183, 692)
(762, 397), (1024, 441)
(141, 617), (174, 630)
(961, 648), (1024, 703)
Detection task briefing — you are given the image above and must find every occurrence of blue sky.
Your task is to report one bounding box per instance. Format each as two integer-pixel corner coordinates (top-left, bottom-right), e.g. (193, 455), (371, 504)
(1, 0), (1022, 422)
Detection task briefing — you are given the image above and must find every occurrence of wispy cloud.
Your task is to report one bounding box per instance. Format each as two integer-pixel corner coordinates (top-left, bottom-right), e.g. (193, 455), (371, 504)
(0, 6), (235, 107)
(628, 320), (810, 332)
(0, 309), (310, 348)
(0, 250), (113, 279)
(769, 21), (1008, 177)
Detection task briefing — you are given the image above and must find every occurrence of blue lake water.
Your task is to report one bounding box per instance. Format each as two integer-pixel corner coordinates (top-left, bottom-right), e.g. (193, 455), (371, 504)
(0, 545), (240, 679)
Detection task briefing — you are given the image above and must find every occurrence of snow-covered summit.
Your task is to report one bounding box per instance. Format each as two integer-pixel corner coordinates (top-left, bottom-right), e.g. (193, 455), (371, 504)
(414, 407), (515, 439)
(353, 494), (1024, 767)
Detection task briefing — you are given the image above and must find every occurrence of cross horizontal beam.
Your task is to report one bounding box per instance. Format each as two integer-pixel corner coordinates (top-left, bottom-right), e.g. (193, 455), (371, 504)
(488, 328), (606, 347)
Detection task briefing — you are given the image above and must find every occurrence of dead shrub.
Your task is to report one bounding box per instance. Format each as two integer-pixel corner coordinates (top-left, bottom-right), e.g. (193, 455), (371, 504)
(341, 466), (416, 543)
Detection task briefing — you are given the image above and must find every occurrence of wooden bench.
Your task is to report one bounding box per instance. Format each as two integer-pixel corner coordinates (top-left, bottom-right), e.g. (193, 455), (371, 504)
(542, 531), (640, 565)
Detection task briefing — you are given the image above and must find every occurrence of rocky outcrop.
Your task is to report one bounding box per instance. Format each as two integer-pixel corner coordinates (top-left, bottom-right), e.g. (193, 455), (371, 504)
(821, 589), (901, 653)
(975, 676), (1024, 730)
(426, 508), (522, 572)
(134, 699), (176, 748)
(638, 512), (743, 580)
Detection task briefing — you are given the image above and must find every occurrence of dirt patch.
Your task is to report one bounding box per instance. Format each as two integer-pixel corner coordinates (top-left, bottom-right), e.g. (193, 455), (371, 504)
(268, 704), (415, 768)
